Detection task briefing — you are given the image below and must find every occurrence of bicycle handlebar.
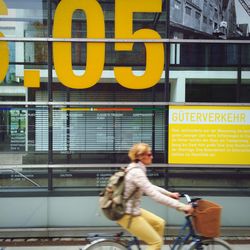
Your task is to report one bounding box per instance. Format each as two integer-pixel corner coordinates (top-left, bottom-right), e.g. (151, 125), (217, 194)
(179, 193), (201, 208)
(179, 193), (192, 203)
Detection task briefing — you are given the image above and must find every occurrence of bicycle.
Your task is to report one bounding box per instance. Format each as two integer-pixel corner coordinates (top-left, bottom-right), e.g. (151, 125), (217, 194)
(82, 194), (232, 250)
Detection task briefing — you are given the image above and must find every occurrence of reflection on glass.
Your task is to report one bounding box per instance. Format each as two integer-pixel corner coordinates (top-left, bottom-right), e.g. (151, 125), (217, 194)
(0, 168), (48, 189)
(241, 67), (250, 102)
(169, 66), (239, 103)
(51, 104), (165, 164)
(9, 109), (26, 151)
(0, 0), (48, 37)
(52, 167), (164, 189)
(0, 106), (49, 164)
(0, 42), (48, 87)
(170, 0), (250, 39)
(169, 43), (248, 103)
(0, 103), (165, 164)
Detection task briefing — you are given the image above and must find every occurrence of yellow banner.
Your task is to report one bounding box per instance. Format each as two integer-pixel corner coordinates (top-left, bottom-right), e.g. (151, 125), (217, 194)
(168, 106), (250, 165)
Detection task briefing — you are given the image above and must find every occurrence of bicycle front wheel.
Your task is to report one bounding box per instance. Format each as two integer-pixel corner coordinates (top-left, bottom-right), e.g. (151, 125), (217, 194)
(83, 239), (127, 250)
(185, 237), (232, 250)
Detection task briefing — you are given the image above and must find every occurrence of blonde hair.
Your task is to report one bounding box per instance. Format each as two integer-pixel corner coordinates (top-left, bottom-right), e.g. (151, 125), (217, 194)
(128, 143), (151, 162)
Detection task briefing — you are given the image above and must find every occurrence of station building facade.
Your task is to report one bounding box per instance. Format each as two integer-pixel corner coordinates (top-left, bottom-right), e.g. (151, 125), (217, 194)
(0, 0), (249, 234)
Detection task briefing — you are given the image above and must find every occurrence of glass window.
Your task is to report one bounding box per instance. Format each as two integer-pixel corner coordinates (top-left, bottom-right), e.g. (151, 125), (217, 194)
(195, 12), (201, 20)
(174, 0), (181, 10)
(185, 82), (238, 102)
(0, 0), (249, 195)
(241, 67), (250, 102)
(0, 105), (49, 164)
(0, 167), (48, 190)
(214, 8), (218, 19)
(0, 40), (49, 164)
(241, 45), (250, 65)
(0, 0), (48, 37)
(169, 43), (241, 103)
(203, 16), (207, 24)
(185, 6), (192, 15)
(0, 40), (48, 87)
(209, 4), (213, 13)
(46, 89), (166, 164)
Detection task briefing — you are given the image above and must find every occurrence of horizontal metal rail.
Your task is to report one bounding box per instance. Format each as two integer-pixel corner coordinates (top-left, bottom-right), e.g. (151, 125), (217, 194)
(0, 164), (249, 169)
(0, 101), (249, 106)
(0, 37), (250, 44)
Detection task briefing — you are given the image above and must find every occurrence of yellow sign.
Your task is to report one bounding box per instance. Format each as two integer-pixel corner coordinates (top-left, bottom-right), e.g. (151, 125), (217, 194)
(0, 0), (164, 90)
(169, 106), (250, 165)
(114, 0), (164, 89)
(0, 0), (9, 82)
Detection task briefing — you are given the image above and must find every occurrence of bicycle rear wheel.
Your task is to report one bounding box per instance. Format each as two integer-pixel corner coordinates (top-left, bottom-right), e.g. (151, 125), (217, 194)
(83, 239), (127, 250)
(184, 237), (232, 250)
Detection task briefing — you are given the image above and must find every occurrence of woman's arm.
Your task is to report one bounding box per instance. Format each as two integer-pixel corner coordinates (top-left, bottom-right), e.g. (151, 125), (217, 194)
(153, 185), (180, 199)
(132, 168), (185, 210)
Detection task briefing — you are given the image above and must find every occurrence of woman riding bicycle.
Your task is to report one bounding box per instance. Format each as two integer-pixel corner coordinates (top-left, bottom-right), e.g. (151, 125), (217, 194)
(116, 143), (193, 250)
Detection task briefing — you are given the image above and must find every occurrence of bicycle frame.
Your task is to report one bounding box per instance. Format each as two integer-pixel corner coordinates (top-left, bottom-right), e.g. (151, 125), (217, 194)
(171, 215), (201, 250)
(127, 236), (141, 250)
(123, 215), (201, 250)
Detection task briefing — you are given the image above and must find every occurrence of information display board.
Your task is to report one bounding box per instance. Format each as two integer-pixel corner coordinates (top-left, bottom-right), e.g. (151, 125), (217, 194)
(169, 106), (250, 165)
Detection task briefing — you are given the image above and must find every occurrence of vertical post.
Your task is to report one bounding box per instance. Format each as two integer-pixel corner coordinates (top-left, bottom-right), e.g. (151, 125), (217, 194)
(25, 88), (28, 152)
(152, 88), (156, 156)
(164, 0), (171, 189)
(66, 90), (71, 164)
(237, 44), (242, 102)
(48, 0), (53, 191)
(164, 0), (170, 103)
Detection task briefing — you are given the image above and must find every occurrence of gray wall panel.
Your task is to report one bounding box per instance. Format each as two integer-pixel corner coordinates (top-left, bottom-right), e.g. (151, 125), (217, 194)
(0, 196), (249, 228)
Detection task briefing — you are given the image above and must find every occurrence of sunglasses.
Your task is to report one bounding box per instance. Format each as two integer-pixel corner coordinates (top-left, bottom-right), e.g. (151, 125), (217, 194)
(146, 153), (153, 157)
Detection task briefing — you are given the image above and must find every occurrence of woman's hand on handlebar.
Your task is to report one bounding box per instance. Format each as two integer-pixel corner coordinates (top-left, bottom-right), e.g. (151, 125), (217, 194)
(169, 192), (181, 200)
(180, 204), (194, 215)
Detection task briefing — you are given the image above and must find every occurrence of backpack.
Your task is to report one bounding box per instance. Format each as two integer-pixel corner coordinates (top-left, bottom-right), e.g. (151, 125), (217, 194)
(99, 167), (138, 221)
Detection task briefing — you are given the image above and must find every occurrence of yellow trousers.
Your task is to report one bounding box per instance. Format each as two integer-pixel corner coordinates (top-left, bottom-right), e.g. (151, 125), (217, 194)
(117, 209), (165, 250)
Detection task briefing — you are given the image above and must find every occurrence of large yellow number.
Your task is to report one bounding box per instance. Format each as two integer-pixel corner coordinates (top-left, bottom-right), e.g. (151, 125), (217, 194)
(114, 0), (164, 89)
(0, 0), (9, 82)
(53, 0), (105, 89)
